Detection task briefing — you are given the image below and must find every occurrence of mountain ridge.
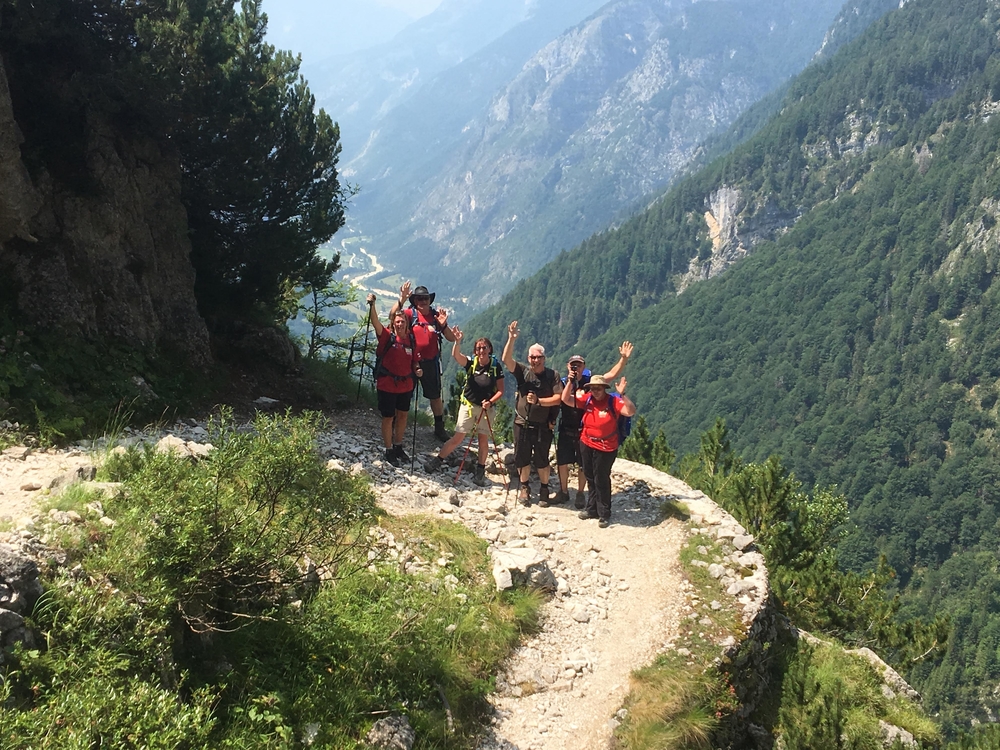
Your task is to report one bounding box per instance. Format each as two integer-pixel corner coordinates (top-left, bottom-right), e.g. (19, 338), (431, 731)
(340, 0), (851, 311)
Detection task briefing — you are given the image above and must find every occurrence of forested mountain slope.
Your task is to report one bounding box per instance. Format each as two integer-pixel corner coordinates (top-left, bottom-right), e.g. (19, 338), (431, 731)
(472, 0), (1000, 732)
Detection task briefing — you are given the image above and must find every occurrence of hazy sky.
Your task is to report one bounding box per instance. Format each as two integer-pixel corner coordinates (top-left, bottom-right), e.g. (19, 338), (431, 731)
(375, 0), (443, 13)
(262, 0), (445, 62)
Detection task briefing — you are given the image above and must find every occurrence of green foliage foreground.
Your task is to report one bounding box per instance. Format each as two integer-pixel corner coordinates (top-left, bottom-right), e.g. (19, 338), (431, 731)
(617, 421), (949, 748)
(0, 412), (539, 748)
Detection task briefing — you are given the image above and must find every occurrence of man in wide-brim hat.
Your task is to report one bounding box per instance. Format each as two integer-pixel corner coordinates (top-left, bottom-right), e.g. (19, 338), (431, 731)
(390, 281), (457, 441)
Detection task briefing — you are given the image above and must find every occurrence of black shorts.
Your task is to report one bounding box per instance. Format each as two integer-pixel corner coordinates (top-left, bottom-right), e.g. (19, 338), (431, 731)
(556, 430), (581, 466)
(514, 422), (554, 470)
(417, 356), (443, 400)
(377, 389), (414, 418)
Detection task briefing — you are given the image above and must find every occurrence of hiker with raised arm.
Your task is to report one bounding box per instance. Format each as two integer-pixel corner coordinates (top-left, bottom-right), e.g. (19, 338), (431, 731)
(562, 374), (636, 527)
(554, 341), (633, 508)
(389, 281), (457, 442)
(367, 293), (422, 467)
(424, 328), (504, 486)
(502, 320), (561, 506)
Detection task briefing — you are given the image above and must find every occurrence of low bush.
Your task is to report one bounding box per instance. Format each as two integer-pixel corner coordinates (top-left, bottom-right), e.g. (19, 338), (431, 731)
(0, 412), (538, 747)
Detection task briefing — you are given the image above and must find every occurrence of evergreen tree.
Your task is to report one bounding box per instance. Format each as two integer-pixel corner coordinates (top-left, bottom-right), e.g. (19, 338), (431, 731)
(137, 0), (350, 321)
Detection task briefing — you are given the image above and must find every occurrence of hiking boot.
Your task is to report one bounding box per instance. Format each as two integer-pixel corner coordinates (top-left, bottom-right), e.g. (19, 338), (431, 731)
(518, 487), (531, 506)
(552, 490), (570, 505)
(424, 455), (443, 473)
(598, 518), (610, 528)
(434, 423), (451, 442)
(578, 510), (598, 520)
(385, 449), (403, 467)
(473, 464), (488, 487)
(538, 486), (551, 508)
(573, 491), (587, 510)
(393, 445), (410, 464)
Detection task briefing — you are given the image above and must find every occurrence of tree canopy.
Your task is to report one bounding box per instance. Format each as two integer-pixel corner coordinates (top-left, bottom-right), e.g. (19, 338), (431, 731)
(0, 0), (347, 322)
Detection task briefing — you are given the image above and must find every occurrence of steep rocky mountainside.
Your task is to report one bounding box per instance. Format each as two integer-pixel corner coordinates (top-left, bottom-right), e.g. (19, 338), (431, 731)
(349, 0), (848, 308)
(0, 57), (209, 366)
(308, 0), (605, 163)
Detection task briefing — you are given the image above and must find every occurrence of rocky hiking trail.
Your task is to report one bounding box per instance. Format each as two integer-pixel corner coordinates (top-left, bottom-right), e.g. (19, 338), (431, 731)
(0, 406), (768, 750)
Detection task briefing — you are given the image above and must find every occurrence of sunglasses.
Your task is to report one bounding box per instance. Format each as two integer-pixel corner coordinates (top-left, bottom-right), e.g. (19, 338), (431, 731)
(474, 345), (490, 351)
(528, 355), (545, 360)
(412, 295), (430, 302)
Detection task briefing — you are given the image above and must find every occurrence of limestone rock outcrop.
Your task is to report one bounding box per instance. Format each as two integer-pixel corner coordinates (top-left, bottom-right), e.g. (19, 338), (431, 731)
(0, 56), (209, 366)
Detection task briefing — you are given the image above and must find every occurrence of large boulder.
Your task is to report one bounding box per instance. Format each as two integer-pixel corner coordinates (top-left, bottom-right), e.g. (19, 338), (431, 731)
(491, 545), (557, 592)
(365, 714), (415, 750)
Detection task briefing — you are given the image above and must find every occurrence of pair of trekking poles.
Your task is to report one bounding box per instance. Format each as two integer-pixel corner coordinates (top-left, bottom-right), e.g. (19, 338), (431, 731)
(452, 405), (509, 492)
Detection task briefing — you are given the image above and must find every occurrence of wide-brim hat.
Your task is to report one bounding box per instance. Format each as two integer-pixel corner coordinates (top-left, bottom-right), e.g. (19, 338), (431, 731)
(589, 375), (610, 388)
(409, 285), (436, 305)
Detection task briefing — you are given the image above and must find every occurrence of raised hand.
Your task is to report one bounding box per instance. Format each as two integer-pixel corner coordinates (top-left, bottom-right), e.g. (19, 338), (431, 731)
(435, 307), (449, 327)
(507, 320), (520, 339)
(399, 280), (411, 303)
(366, 293), (376, 306)
(452, 326), (464, 342)
(616, 377), (627, 395)
(620, 341), (633, 359)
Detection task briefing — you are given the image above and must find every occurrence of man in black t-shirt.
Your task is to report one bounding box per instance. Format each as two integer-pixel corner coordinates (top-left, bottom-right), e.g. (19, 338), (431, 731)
(501, 320), (562, 506)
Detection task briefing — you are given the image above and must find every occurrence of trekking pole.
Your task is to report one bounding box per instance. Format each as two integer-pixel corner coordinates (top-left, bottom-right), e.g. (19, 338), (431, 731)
(483, 407), (509, 495)
(454, 409), (486, 484)
(410, 383), (420, 472)
(356, 318), (372, 403)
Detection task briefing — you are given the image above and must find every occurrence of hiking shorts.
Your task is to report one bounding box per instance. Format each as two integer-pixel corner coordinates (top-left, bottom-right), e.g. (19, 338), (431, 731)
(556, 430), (581, 466)
(417, 356), (443, 400)
(456, 403), (495, 436)
(514, 422), (553, 470)
(377, 389), (414, 418)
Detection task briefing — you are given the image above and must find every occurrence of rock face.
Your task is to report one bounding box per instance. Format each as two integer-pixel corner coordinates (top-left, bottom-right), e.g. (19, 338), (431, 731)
(0, 56), (210, 366)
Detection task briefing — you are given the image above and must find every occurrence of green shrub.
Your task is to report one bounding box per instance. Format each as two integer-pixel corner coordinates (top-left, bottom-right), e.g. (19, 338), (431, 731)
(1, 413), (538, 747)
(0, 673), (216, 749)
(777, 641), (942, 749)
(98, 409), (378, 634)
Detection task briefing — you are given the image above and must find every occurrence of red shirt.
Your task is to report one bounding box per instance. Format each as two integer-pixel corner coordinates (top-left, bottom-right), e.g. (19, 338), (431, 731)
(405, 307), (441, 360)
(376, 328), (418, 394)
(579, 394), (622, 452)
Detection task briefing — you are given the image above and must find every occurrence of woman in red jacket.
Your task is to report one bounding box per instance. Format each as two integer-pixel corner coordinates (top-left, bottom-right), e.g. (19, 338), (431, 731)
(368, 293), (422, 467)
(561, 374), (636, 527)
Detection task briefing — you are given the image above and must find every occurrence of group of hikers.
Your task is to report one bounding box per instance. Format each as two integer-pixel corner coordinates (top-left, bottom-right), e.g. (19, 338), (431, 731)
(366, 282), (636, 528)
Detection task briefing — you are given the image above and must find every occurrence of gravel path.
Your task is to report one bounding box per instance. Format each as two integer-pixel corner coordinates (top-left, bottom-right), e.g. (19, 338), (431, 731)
(0, 445), (97, 523)
(321, 410), (702, 750)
